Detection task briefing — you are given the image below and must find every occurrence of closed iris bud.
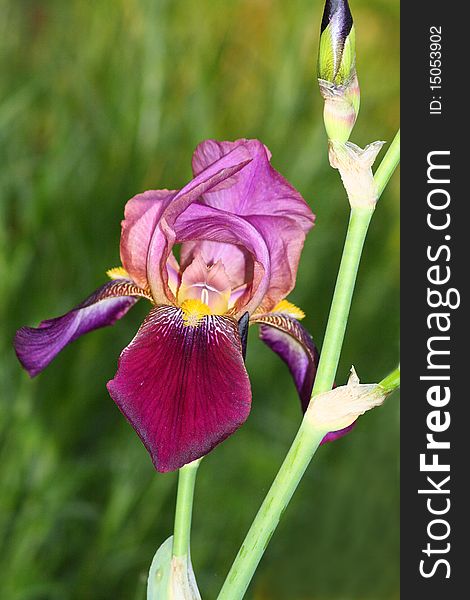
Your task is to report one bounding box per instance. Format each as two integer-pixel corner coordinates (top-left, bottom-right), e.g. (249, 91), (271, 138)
(318, 0), (360, 143)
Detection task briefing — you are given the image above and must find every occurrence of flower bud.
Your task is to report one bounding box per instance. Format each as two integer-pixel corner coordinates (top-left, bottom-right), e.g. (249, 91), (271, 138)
(318, 0), (360, 142)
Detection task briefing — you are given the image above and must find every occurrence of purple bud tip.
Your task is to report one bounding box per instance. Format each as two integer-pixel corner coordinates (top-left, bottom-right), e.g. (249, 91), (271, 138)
(321, 0), (353, 38)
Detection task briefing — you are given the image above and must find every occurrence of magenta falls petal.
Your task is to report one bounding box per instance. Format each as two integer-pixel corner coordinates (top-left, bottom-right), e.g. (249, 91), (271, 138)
(107, 305), (252, 472)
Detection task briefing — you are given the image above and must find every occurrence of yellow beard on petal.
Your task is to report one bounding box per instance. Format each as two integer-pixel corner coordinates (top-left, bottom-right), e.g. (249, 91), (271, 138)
(181, 299), (212, 327)
(272, 300), (306, 320)
(106, 266), (129, 280)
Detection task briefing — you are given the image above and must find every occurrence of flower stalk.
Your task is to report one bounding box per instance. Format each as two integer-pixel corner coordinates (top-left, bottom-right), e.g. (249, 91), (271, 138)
(377, 365), (400, 396)
(217, 368), (400, 600)
(173, 459), (201, 558)
(310, 206), (372, 394)
(313, 131), (400, 398)
(217, 131), (400, 600)
(217, 419), (325, 600)
(374, 129), (401, 197)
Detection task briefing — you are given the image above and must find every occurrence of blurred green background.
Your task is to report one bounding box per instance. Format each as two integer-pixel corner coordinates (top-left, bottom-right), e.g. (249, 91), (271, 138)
(0, 0), (399, 598)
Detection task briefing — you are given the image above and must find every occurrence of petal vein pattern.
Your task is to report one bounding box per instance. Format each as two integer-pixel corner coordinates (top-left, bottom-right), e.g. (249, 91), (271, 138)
(107, 305), (252, 472)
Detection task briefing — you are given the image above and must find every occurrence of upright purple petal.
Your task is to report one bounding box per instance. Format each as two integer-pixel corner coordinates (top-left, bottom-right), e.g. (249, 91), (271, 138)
(245, 215), (307, 312)
(254, 311), (354, 443)
(107, 306), (252, 472)
(190, 140), (315, 311)
(14, 280), (149, 377)
(192, 140), (314, 233)
(120, 189), (177, 290)
(146, 145), (252, 304)
(174, 203), (271, 316)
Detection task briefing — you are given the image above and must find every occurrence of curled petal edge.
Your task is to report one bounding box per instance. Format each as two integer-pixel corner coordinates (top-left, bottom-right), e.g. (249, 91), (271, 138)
(253, 311), (319, 412)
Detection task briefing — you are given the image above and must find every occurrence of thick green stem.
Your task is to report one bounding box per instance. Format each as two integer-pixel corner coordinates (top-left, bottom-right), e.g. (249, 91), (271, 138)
(172, 459), (201, 558)
(311, 206), (373, 395)
(217, 420), (325, 600)
(217, 130), (400, 600)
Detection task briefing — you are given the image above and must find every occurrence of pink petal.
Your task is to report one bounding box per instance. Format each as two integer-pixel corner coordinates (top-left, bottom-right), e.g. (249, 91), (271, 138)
(120, 189), (177, 289)
(174, 203), (271, 316)
(14, 280), (149, 377)
(107, 306), (252, 472)
(246, 215), (307, 312)
(190, 140), (315, 309)
(180, 240), (253, 291)
(178, 255), (232, 314)
(146, 145), (252, 304)
(192, 139), (314, 232)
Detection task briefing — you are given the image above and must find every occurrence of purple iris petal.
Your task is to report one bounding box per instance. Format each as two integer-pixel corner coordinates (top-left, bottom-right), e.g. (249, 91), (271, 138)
(174, 203), (271, 316)
(245, 215), (308, 313)
(146, 147), (252, 304)
(120, 189), (177, 290)
(255, 312), (353, 444)
(255, 313), (319, 411)
(190, 140), (315, 312)
(14, 280), (147, 377)
(107, 306), (251, 472)
(192, 140), (314, 233)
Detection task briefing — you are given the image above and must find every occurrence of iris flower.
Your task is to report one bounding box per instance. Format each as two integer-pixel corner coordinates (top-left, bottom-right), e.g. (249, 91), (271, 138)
(14, 139), (348, 472)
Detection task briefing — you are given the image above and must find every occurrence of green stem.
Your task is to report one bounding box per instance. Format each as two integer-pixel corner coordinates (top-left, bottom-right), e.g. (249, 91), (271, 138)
(217, 420), (325, 600)
(378, 366), (400, 395)
(312, 128), (400, 396)
(311, 206), (373, 395)
(172, 459), (201, 558)
(216, 368), (401, 600)
(374, 129), (400, 197)
(217, 129), (400, 600)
